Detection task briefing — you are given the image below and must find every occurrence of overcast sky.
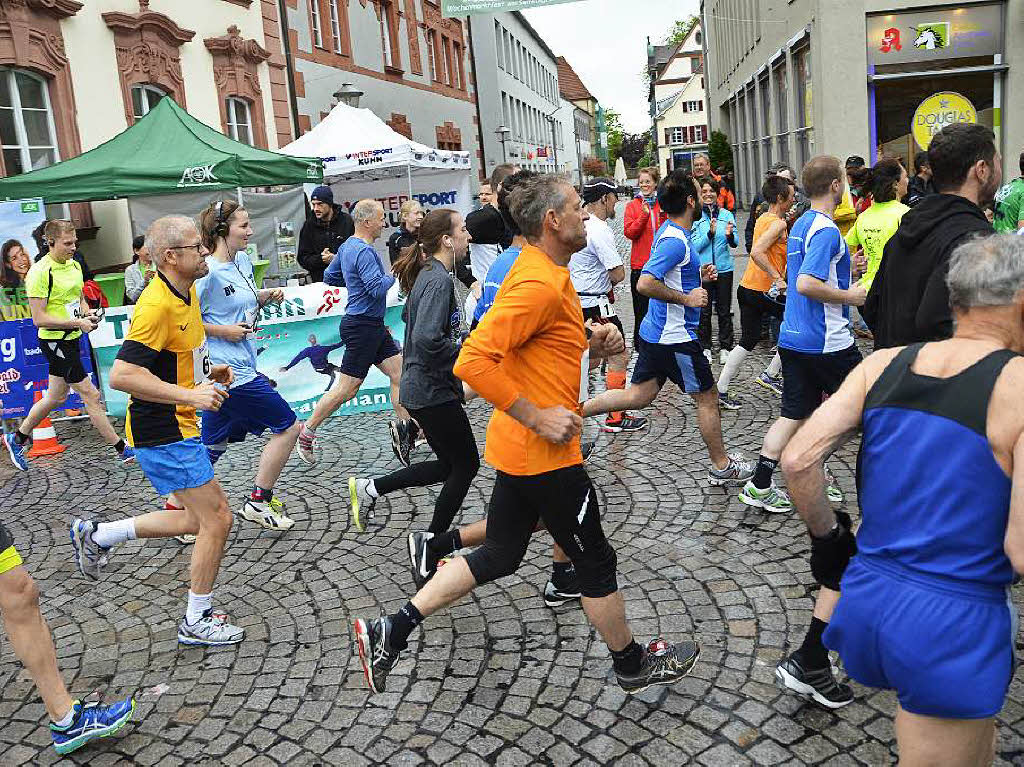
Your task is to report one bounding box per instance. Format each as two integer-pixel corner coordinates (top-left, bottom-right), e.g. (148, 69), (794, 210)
(522, 0), (701, 133)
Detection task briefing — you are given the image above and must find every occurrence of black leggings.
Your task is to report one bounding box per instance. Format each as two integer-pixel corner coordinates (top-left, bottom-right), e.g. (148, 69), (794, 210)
(629, 269), (650, 347)
(697, 271), (734, 350)
(737, 284), (785, 351)
(373, 400), (480, 534)
(464, 465), (618, 598)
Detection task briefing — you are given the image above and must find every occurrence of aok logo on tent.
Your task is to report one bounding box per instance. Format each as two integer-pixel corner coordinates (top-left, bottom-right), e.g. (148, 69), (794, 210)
(177, 164), (219, 187)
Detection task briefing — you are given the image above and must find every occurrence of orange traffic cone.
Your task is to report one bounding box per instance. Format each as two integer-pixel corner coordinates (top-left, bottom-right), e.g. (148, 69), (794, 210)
(27, 390), (66, 457)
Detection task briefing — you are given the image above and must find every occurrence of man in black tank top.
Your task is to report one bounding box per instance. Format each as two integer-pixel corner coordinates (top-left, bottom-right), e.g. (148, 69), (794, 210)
(779, 234), (1024, 764)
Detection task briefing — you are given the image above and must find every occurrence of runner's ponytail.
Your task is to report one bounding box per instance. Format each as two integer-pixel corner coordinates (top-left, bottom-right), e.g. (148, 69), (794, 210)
(393, 209), (459, 294)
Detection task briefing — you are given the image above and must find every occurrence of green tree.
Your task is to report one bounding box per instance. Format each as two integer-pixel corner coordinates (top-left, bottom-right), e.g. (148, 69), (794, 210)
(664, 15), (699, 46)
(708, 130), (734, 174)
(604, 108), (625, 169)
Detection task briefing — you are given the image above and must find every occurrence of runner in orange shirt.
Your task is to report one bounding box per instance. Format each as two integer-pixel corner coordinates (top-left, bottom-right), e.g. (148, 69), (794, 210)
(353, 175), (700, 696)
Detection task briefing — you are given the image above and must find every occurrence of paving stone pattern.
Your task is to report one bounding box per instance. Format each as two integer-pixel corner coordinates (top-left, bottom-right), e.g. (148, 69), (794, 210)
(2, 204), (1023, 765)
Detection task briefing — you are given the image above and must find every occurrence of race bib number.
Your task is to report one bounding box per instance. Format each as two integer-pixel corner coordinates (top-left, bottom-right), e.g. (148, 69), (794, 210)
(66, 302), (82, 319)
(579, 349), (590, 403)
(193, 342), (212, 385)
(596, 295), (616, 319)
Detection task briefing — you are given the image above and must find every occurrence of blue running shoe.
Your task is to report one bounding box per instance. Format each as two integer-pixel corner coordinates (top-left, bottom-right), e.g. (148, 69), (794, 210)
(51, 697), (136, 755)
(4, 431), (28, 471)
(70, 518), (108, 580)
(119, 445), (136, 464)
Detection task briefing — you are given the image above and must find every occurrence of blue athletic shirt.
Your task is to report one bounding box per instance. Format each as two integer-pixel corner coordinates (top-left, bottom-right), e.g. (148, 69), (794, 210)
(638, 220), (701, 345)
(473, 245), (522, 322)
(778, 210), (853, 354)
(324, 236), (395, 319)
(195, 250), (260, 387)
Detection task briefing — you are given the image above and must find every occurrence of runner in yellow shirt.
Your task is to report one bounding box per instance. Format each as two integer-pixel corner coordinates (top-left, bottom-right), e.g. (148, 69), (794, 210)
(845, 158), (909, 290)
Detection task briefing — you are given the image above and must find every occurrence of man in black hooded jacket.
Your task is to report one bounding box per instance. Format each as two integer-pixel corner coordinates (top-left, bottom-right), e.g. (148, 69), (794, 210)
(863, 124), (1000, 348)
(298, 185), (355, 283)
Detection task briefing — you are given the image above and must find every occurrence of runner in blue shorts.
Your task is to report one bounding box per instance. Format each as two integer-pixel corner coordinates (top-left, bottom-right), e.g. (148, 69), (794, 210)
(69, 215), (244, 647)
(581, 169), (754, 486)
(780, 234), (1024, 764)
(177, 199), (301, 532)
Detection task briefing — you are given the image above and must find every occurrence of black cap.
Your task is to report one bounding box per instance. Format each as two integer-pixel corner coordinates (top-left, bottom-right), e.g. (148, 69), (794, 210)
(844, 156), (866, 169)
(582, 177), (617, 204)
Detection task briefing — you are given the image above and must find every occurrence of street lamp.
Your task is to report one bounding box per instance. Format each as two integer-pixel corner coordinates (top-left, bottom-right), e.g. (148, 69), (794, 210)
(495, 125), (511, 162)
(333, 82), (363, 108)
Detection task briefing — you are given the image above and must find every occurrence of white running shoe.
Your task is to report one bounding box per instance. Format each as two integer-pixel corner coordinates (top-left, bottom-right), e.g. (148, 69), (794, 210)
(824, 464), (844, 504)
(720, 349), (730, 365)
(238, 497), (294, 531)
(738, 481), (792, 513)
(70, 519), (108, 580)
(175, 534), (197, 544)
(177, 610), (245, 646)
(349, 478), (377, 532)
(296, 425), (317, 465)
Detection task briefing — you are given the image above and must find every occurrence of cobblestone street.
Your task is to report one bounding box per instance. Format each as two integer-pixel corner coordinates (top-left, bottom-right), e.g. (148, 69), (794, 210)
(2, 204), (1023, 766)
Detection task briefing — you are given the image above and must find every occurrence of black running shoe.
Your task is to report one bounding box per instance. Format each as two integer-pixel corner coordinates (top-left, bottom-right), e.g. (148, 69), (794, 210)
(390, 419), (413, 467)
(543, 578), (582, 607)
(407, 531), (438, 589)
(581, 439), (596, 462)
(616, 638), (700, 694)
(353, 612), (400, 694)
(775, 651), (853, 709)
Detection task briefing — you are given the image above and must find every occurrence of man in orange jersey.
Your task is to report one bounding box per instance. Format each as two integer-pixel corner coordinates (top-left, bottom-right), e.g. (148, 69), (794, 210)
(354, 175), (700, 696)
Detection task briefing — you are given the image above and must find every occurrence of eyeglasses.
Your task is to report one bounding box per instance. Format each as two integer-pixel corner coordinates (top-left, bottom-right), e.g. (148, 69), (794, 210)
(167, 243), (204, 254)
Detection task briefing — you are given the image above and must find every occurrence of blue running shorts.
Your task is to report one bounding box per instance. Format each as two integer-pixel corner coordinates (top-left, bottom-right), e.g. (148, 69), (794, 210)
(136, 437), (215, 496)
(825, 554), (1017, 719)
(337, 315), (400, 379)
(201, 374), (296, 460)
(631, 337), (714, 394)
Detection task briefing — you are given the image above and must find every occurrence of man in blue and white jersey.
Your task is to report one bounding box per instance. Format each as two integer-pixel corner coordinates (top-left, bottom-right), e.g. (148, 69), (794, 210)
(737, 155), (868, 708)
(582, 169), (753, 486)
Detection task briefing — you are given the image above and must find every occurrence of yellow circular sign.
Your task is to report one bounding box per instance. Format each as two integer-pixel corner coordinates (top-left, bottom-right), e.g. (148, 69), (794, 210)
(912, 92), (978, 150)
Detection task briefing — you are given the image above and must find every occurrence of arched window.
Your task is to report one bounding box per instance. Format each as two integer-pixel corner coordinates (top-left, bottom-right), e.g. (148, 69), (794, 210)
(0, 69), (59, 176)
(131, 84), (166, 121)
(226, 97), (253, 145)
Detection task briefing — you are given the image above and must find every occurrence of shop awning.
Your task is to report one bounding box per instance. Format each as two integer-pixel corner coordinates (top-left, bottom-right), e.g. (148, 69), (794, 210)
(0, 98), (323, 204)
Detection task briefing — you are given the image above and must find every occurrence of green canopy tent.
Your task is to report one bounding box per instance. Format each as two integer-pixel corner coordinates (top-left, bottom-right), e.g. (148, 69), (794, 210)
(0, 97), (322, 203)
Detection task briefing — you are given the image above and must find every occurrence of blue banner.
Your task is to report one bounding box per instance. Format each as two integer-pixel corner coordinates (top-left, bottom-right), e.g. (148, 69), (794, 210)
(0, 318), (90, 418)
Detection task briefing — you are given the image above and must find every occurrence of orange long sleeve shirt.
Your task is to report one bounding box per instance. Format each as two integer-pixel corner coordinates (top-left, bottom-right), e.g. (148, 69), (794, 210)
(454, 244), (587, 476)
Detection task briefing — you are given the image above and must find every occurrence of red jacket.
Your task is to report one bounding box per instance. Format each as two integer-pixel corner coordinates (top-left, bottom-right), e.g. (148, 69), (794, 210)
(623, 197), (667, 269)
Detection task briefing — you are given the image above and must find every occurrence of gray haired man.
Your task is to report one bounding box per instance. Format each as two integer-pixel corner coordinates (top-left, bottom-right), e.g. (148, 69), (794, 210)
(778, 234), (1024, 764)
(297, 199), (411, 464)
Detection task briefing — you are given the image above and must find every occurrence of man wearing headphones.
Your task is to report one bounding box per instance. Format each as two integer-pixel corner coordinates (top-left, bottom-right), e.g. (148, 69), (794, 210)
(4, 220), (134, 471)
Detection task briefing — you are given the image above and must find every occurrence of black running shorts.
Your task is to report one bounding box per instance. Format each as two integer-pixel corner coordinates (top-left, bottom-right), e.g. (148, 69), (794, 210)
(39, 338), (87, 384)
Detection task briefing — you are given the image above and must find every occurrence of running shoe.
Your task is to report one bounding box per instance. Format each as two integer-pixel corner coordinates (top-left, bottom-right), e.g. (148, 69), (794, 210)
(50, 697), (136, 755)
(349, 477), (376, 533)
(702, 349), (713, 365)
(718, 392), (741, 411)
(616, 638), (701, 694)
(775, 652), (853, 709)
(707, 456), (755, 486)
(354, 611), (400, 694)
(602, 413), (649, 433)
(4, 432), (28, 471)
(389, 419), (415, 467)
(175, 534), (197, 545)
(118, 445), (136, 464)
(407, 531), (439, 589)
(581, 439), (596, 462)
(70, 519), (108, 580)
(177, 609), (245, 646)
(720, 349), (730, 365)
(296, 425), (317, 465)
(824, 464), (844, 504)
(738, 481), (792, 513)
(238, 497), (295, 531)
(756, 372), (784, 396)
(543, 574), (582, 607)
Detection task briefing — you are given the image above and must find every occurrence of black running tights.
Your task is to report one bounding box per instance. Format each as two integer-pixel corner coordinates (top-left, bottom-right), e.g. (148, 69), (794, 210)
(373, 400), (480, 534)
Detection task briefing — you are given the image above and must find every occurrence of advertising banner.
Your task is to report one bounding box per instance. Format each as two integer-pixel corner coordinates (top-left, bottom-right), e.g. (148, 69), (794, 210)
(442, 0), (583, 16)
(867, 4), (1003, 66)
(89, 282), (406, 419)
(0, 319), (90, 418)
(912, 92), (977, 150)
(327, 169), (472, 262)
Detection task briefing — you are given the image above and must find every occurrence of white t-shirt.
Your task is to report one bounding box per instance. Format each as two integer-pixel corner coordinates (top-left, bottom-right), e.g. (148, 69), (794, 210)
(470, 243), (501, 283)
(569, 216), (623, 308)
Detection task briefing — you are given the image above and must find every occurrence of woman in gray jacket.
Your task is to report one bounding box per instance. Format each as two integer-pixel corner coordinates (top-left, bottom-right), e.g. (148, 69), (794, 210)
(347, 210), (480, 587)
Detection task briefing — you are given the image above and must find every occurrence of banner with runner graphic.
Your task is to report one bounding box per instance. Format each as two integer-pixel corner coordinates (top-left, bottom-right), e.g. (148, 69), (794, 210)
(89, 282), (406, 419)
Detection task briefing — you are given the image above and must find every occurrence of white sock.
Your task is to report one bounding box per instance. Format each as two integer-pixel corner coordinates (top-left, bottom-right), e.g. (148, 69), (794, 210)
(766, 351), (782, 378)
(717, 346), (749, 394)
(91, 518), (136, 549)
(366, 480), (378, 498)
(186, 591), (213, 625)
(52, 705), (76, 728)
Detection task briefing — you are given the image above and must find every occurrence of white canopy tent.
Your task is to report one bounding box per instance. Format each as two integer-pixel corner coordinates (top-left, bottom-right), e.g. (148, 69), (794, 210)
(279, 103), (474, 260)
(280, 102), (471, 192)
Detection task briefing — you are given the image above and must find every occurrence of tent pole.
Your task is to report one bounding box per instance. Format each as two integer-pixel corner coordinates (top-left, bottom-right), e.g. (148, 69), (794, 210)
(405, 162), (412, 200)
